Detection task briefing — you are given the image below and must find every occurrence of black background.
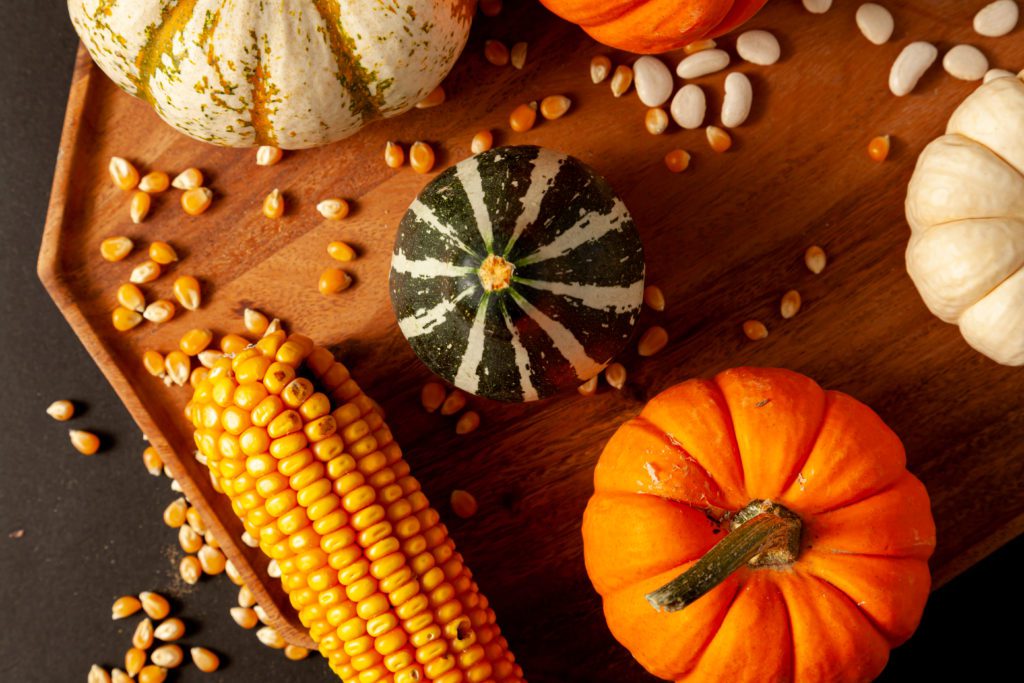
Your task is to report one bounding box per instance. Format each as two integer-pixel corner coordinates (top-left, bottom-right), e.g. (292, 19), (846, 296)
(0, 3), (1019, 681)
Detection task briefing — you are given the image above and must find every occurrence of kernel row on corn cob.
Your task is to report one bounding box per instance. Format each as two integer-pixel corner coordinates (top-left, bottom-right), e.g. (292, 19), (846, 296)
(184, 329), (522, 683)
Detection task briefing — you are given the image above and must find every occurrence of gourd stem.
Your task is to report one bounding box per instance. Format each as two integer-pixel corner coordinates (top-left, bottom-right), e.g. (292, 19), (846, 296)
(645, 501), (801, 613)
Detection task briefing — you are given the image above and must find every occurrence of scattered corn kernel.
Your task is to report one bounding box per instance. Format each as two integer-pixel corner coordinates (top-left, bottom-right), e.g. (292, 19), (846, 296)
(198, 544), (226, 575)
(109, 157), (140, 191)
(142, 350), (165, 378)
(868, 134), (890, 162)
(179, 555), (202, 585)
(316, 198), (350, 221)
(318, 268), (352, 295)
(743, 319), (769, 340)
(611, 65), (633, 97)
(256, 146), (283, 167)
(148, 241), (178, 265)
(416, 85), (446, 108)
(645, 107), (669, 135)
(480, 0), (502, 16)
(112, 306), (143, 332)
(125, 648), (146, 677)
(471, 130), (494, 154)
(88, 665), (111, 683)
(605, 362), (627, 389)
(410, 141), (436, 174)
(511, 41), (528, 69)
(256, 626), (286, 649)
(420, 382), (446, 412)
(151, 644), (183, 669)
(46, 399), (75, 422)
(143, 300), (176, 324)
(805, 245), (827, 274)
(284, 645), (310, 661)
(179, 525), (203, 553)
(664, 149), (691, 173)
(181, 187), (213, 216)
(112, 595), (142, 620)
(137, 665), (167, 683)
(101, 236), (134, 262)
(154, 617), (185, 641)
(327, 241), (357, 262)
(139, 171), (170, 193)
(384, 141), (405, 168)
(643, 285), (665, 311)
(171, 168), (203, 191)
(510, 101), (538, 132)
(578, 376), (598, 396)
(706, 125), (733, 153)
(243, 308), (270, 336)
(190, 647), (220, 673)
(141, 446), (163, 476)
(165, 351), (190, 386)
(591, 55), (611, 83)
(230, 606), (259, 629)
(262, 188), (285, 219)
(185, 507), (206, 535)
(172, 275), (201, 311)
(237, 585), (255, 608)
(684, 38), (716, 54)
(70, 429), (101, 455)
(540, 95), (571, 120)
(179, 328), (213, 356)
(133, 617), (154, 649)
(455, 410), (481, 435)
(781, 290), (802, 319)
(263, 318), (282, 336)
(116, 283), (146, 312)
(484, 39), (509, 66)
(219, 334), (249, 355)
(130, 260), (161, 285)
(111, 669), (132, 683)
(163, 498), (187, 528)
(451, 490), (479, 518)
(440, 389), (467, 415)
(637, 326), (669, 356)
(130, 191), (152, 224)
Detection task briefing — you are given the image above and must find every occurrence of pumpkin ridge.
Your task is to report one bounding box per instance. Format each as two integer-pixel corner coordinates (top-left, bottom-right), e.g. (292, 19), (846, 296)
(674, 572), (747, 680)
(687, 377), (748, 493)
(131, 0), (200, 104)
(310, 0), (385, 122)
(796, 570), (897, 649)
(777, 394), (833, 498)
(801, 474), (909, 519)
(631, 415), (729, 510)
(246, 42), (277, 147)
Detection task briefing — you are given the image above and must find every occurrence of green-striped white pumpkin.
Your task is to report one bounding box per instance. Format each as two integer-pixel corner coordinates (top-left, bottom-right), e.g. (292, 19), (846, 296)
(68, 0), (473, 149)
(390, 146), (645, 402)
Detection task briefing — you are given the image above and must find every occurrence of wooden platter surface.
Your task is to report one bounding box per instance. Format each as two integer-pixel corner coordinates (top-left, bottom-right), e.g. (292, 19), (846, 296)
(40, 1), (1024, 680)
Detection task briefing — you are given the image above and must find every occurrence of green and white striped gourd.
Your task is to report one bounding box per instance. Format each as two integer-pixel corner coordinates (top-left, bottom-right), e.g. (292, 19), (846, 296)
(68, 0), (473, 148)
(390, 146), (645, 402)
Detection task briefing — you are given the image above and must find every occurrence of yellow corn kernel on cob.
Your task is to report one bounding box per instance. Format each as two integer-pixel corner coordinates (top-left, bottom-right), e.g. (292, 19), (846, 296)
(186, 330), (523, 683)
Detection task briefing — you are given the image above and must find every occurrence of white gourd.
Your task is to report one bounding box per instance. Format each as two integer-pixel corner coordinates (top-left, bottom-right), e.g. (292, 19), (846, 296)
(67, 0), (473, 149)
(905, 75), (1024, 365)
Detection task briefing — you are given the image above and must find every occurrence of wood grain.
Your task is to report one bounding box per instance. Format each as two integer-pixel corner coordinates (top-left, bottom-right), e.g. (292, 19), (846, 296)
(39, 2), (1024, 680)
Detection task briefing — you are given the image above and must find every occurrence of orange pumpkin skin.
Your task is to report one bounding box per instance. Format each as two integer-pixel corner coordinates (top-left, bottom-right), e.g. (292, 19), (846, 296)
(539, 0), (769, 54)
(583, 367), (936, 682)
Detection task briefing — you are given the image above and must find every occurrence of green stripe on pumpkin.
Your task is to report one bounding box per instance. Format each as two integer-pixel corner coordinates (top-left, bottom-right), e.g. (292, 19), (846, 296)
(132, 0), (200, 104)
(310, 0), (386, 122)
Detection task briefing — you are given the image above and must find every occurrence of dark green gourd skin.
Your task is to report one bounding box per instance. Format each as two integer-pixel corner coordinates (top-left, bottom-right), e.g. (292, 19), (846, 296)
(390, 146), (645, 402)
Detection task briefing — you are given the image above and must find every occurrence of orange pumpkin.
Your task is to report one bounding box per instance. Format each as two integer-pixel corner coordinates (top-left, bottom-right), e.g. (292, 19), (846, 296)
(539, 0), (769, 54)
(582, 367), (935, 682)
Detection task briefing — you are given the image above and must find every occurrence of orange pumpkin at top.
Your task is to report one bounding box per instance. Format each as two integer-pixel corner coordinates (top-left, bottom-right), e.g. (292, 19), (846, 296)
(539, 0), (769, 54)
(582, 367), (935, 682)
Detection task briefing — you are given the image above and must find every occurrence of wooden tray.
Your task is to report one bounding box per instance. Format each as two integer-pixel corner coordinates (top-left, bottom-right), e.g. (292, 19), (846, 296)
(40, 2), (1024, 680)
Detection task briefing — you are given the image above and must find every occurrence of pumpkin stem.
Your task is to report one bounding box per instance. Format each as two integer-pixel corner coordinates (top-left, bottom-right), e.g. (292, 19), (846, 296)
(645, 500), (801, 613)
(478, 254), (514, 292)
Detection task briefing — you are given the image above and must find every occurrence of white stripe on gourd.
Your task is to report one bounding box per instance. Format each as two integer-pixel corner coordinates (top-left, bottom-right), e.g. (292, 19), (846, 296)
(518, 198), (631, 266)
(502, 306), (540, 402)
(453, 294), (492, 395)
(509, 290), (603, 379)
(391, 251), (476, 279)
(456, 161), (494, 251)
(398, 288), (476, 339)
(408, 199), (480, 257)
(504, 149), (561, 257)
(515, 278), (645, 314)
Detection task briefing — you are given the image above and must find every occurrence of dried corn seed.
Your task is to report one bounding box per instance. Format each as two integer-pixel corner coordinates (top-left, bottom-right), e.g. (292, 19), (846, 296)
(480, 0), (502, 15)
(179, 524), (202, 553)
(112, 595), (142, 620)
(266, 559), (281, 578)
(420, 382), (446, 412)
(138, 665), (167, 683)
(142, 446), (162, 475)
(327, 241), (357, 262)
(257, 626), (286, 649)
(163, 498), (187, 528)
(868, 135), (891, 162)
(171, 275), (201, 311)
(634, 56), (673, 107)
(190, 647), (220, 673)
(109, 157), (140, 191)
(706, 125), (733, 153)
(510, 101), (538, 131)
(171, 168), (203, 191)
(243, 308), (270, 336)
(170, 479), (183, 493)
(643, 285), (665, 311)
(111, 669), (132, 683)
(204, 531), (220, 549)
(637, 326), (669, 356)
(645, 107), (669, 135)
(605, 363), (627, 390)
(455, 410), (481, 435)
(974, 0), (1018, 37)
(219, 334), (249, 355)
(117, 283), (146, 312)
(179, 555), (202, 584)
(264, 318), (282, 337)
(384, 140), (405, 168)
(943, 44), (989, 81)
(510, 41), (528, 69)
(856, 3), (894, 45)
(440, 390), (467, 416)
(805, 245), (827, 274)
(262, 188), (284, 219)
(253, 605), (270, 624)
(663, 149), (691, 173)
(130, 260), (161, 284)
(46, 400), (75, 422)
(610, 65), (633, 97)
(736, 30), (781, 65)
(683, 39), (716, 55)
(142, 350), (165, 377)
(139, 171), (170, 193)
(133, 617), (154, 649)
(721, 72), (752, 128)
(676, 49), (729, 79)
(89, 665), (112, 683)
(101, 236), (134, 262)
(112, 307), (143, 332)
(540, 95), (571, 120)
(154, 617), (185, 641)
(416, 85), (446, 108)
(70, 429), (100, 455)
(224, 559), (242, 585)
(185, 507), (205, 534)
(471, 130), (493, 154)
(125, 648), (146, 677)
(578, 376), (598, 396)
(151, 644), (183, 669)
(179, 328), (213, 356)
(256, 146), (283, 167)
(802, 0), (832, 12)
(781, 290), (803, 319)
(143, 300), (176, 324)
(451, 490), (478, 518)
(670, 83), (706, 129)
(181, 187), (213, 217)
(140, 590), (170, 618)
(238, 585), (255, 608)
(590, 55), (611, 83)
(231, 606), (259, 629)
(743, 320), (769, 340)
(148, 241), (178, 265)
(164, 351), (190, 386)
(410, 141), (436, 173)
(889, 42), (938, 96)
(198, 544), (226, 575)
(316, 198), (350, 221)
(484, 39), (509, 66)
(130, 191), (152, 224)
(284, 645), (310, 661)
(318, 267), (352, 295)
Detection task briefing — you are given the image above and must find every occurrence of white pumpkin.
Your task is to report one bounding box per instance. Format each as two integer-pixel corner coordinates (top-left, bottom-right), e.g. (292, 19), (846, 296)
(905, 72), (1024, 366)
(68, 0), (474, 149)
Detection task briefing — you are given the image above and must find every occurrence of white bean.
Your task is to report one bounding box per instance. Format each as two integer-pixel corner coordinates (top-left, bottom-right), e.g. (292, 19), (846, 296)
(943, 45), (989, 81)
(670, 84), (706, 130)
(676, 49), (730, 79)
(889, 41), (938, 96)
(983, 68), (1017, 83)
(974, 0), (1019, 37)
(736, 30), (781, 65)
(633, 56), (674, 107)
(855, 4), (894, 45)
(721, 73), (753, 128)
(802, 0), (833, 13)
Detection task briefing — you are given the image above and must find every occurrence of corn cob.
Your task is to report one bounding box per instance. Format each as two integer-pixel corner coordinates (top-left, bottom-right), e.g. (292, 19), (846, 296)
(186, 330), (523, 683)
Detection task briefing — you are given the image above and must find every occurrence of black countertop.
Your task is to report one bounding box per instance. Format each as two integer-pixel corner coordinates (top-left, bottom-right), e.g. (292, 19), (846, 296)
(0, 3), (1018, 681)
